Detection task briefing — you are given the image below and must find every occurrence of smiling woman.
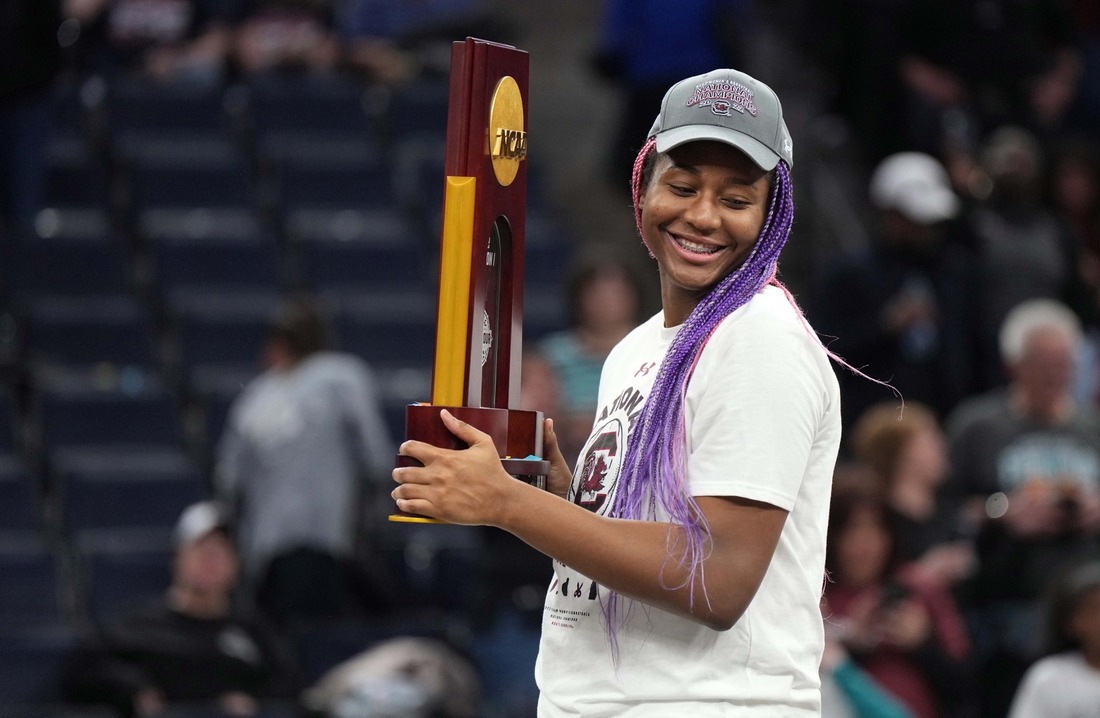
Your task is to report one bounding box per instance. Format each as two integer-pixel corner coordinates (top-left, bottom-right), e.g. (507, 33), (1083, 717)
(392, 68), (842, 717)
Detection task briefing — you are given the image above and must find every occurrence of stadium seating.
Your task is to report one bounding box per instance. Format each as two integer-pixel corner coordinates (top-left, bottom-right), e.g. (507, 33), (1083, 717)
(169, 290), (279, 369)
(120, 135), (254, 211)
(26, 296), (156, 367)
(248, 74), (374, 136)
(3, 213), (128, 299)
(37, 368), (180, 450)
(290, 209), (426, 288)
(0, 536), (60, 626)
(0, 391), (15, 451)
(107, 79), (228, 135)
(54, 447), (204, 536)
(188, 364), (259, 451)
(386, 80), (450, 139)
(324, 288), (436, 366)
(143, 208), (284, 293)
(0, 455), (37, 532)
(76, 529), (173, 621)
(265, 134), (392, 210)
(0, 624), (77, 704)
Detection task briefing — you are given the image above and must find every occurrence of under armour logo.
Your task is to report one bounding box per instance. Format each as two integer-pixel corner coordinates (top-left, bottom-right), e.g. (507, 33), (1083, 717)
(634, 362), (656, 377)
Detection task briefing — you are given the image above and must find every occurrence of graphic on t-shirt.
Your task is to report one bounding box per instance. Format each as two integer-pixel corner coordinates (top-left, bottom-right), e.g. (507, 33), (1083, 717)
(571, 419), (624, 514)
(996, 435), (1100, 493)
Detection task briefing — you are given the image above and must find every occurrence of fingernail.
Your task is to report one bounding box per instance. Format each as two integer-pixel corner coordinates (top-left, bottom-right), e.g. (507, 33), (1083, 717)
(548, 418), (554, 432)
(440, 409), (451, 420)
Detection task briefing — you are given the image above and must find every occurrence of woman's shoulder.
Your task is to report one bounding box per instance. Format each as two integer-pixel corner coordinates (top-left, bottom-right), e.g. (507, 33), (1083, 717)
(707, 285), (821, 356)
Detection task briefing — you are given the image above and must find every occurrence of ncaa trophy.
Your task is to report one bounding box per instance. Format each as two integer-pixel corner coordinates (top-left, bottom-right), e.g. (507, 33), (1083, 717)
(390, 37), (549, 523)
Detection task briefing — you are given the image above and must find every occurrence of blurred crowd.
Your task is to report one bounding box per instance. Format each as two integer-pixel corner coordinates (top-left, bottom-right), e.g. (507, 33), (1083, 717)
(5, 1), (1100, 718)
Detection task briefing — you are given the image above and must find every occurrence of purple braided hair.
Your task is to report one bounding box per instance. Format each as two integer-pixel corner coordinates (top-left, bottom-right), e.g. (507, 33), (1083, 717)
(601, 138), (895, 652)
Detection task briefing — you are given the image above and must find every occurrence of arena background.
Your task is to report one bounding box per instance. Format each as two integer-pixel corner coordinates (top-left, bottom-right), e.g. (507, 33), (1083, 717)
(2, 0), (1099, 717)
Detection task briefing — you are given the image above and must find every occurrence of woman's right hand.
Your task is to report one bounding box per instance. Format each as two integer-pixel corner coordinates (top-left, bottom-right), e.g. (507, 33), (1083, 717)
(543, 418), (574, 500)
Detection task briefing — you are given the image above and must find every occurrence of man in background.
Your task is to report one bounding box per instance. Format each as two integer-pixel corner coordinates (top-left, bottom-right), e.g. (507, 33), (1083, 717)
(64, 501), (301, 717)
(947, 298), (1100, 716)
(215, 296), (394, 624)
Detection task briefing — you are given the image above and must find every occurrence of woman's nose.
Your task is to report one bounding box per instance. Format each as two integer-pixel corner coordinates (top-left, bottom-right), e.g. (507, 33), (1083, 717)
(682, 195), (722, 232)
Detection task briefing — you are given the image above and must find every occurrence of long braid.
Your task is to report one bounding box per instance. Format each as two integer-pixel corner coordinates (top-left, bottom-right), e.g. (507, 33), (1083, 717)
(603, 140), (896, 653)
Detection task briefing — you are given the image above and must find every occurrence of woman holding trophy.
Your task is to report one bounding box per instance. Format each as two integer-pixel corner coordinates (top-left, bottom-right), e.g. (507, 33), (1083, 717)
(393, 68), (842, 716)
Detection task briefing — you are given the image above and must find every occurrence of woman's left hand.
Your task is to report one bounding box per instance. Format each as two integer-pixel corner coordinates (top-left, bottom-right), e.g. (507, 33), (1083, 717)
(392, 410), (520, 526)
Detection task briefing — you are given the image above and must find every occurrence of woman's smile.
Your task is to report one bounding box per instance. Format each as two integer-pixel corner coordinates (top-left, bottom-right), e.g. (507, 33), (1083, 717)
(640, 141), (771, 325)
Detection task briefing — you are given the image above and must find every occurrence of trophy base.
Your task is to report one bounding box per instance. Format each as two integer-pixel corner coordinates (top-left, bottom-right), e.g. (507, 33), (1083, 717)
(389, 404), (548, 524)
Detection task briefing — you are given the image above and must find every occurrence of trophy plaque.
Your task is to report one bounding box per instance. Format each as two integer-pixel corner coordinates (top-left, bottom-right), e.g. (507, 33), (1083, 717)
(390, 37), (550, 523)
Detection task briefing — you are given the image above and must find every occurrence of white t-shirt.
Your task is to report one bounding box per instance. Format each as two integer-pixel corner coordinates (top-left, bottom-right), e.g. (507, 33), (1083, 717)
(535, 285), (842, 717)
(1009, 652), (1100, 718)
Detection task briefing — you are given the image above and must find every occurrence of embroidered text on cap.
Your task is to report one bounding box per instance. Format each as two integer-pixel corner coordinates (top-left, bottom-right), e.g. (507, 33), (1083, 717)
(685, 80), (757, 117)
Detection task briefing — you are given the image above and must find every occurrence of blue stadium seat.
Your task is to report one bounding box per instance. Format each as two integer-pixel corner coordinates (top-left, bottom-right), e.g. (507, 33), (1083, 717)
(0, 536), (60, 626)
(0, 391), (15, 450)
(374, 366), (431, 446)
(523, 215), (573, 289)
(143, 209), (283, 292)
(25, 296), (155, 366)
(77, 530), (173, 621)
(326, 290), (436, 365)
(0, 455), (37, 531)
(107, 79), (228, 135)
(188, 364), (258, 451)
(0, 624), (77, 704)
(248, 75), (372, 135)
(4, 221), (129, 299)
(120, 136), (253, 210)
(38, 369), (180, 449)
(392, 136), (445, 212)
(265, 135), (392, 209)
(379, 523), (481, 611)
(387, 80), (450, 138)
(289, 209), (425, 288)
(170, 290), (279, 370)
(522, 286), (567, 342)
(55, 447), (205, 535)
(44, 136), (108, 207)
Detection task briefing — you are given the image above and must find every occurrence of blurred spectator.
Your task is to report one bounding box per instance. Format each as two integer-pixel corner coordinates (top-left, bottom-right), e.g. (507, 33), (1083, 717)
(813, 153), (977, 425)
(853, 402), (974, 589)
(595, 0), (753, 190)
(896, 0), (1077, 153)
(823, 485), (973, 718)
(820, 626), (916, 718)
(1051, 139), (1100, 325)
(807, 0), (909, 163)
(947, 298), (1100, 716)
(63, 502), (302, 717)
(539, 257), (643, 466)
(214, 296), (394, 624)
(0, 0), (61, 230)
(967, 127), (1077, 389)
(1007, 559), (1100, 717)
(67, 0), (244, 82)
(338, 0), (506, 85)
(303, 637), (479, 718)
(234, 0), (339, 75)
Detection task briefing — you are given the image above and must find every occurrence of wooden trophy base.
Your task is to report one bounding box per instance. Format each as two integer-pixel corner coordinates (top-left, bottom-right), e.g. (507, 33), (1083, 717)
(389, 404), (550, 523)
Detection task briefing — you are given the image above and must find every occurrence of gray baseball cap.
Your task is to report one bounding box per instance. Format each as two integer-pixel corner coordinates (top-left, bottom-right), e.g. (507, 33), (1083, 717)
(648, 69), (794, 171)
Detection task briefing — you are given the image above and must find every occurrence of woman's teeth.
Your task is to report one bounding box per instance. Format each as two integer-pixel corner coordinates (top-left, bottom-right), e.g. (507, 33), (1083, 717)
(672, 234), (721, 255)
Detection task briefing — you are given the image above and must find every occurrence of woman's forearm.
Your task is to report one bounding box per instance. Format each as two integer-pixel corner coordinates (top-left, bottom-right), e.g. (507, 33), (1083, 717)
(496, 481), (786, 630)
